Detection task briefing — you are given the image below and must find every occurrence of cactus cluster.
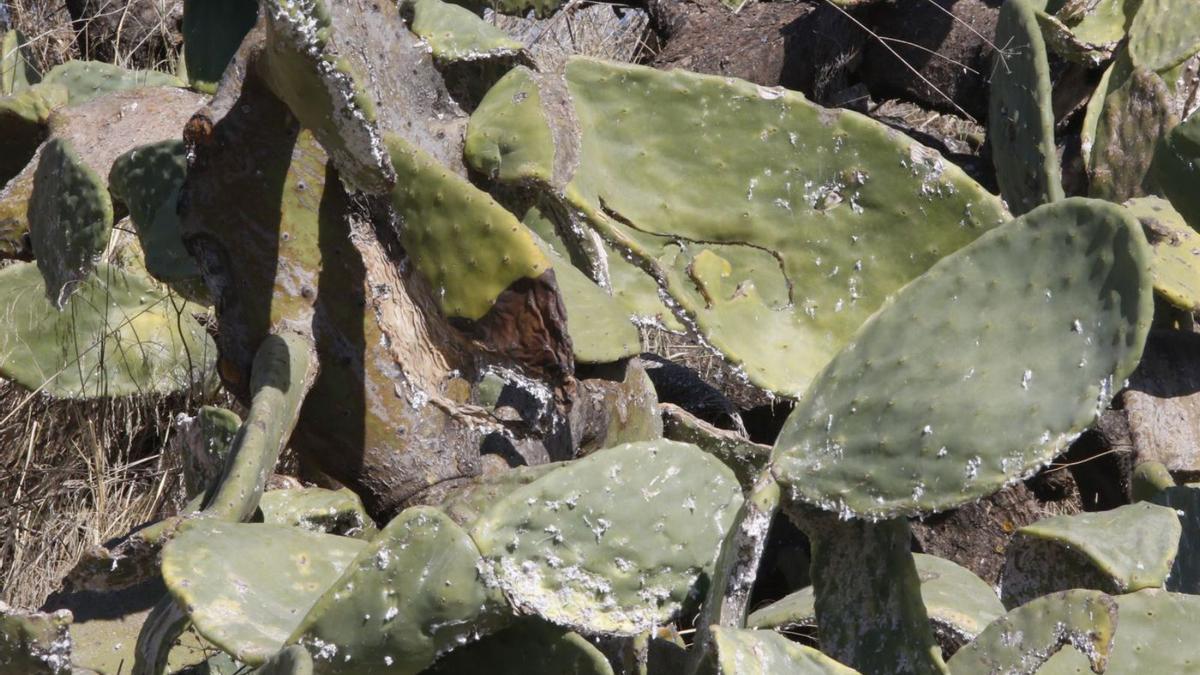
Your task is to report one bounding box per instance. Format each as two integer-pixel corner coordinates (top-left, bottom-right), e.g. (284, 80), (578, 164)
(4, 0), (1200, 673)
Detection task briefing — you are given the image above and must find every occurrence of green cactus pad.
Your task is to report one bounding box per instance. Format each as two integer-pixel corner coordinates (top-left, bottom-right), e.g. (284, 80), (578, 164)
(1000, 502), (1182, 608)
(0, 262), (215, 398)
(0, 151), (35, 259)
(709, 627), (860, 675)
(290, 506), (509, 673)
(1123, 197), (1200, 311)
(1150, 486), (1200, 594)
(161, 520), (367, 665)
(773, 198), (1153, 519)
(471, 440), (743, 635)
(41, 60), (183, 105)
(258, 487), (376, 538)
(437, 463), (565, 528)
(990, 0), (1063, 215)
(258, 0), (392, 193)
(386, 134), (551, 320)
(466, 58), (1008, 397)
(253, 645), (313, 675)
(1151, 109), (1200, 231)
(1127, 0), (1200, 72)
(1040, 590), (1200, 672)
(182, 0), (259, 93)
(1, 29), (36, 96)
(408, 0), (525, 63)
(108, 140), (200, 282)
(1055, 0), (1136, 48)
(1132, 460), (1177, 501)
(183, 405), (242, 499)
(661, 403), (770, 490)
(0, 84), (64, 186)
(423, 619), (613, 674)
(748, 553), (1005, 646)
(28, 137), (114, 307)
(0, 603), (73, 674)
(947, 590), (1117, 675)
(1088, 56), (1177, 202)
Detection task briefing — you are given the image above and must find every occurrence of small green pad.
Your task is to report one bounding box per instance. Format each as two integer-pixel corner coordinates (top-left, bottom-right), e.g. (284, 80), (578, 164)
(1089, 57), (1177, 202)
(423, 619), (614, 674)
(773, 198), (1153, 518)
(0, 262), (216, 398)
(41, 60), (183, 105)
(1127, 0), (1200, 72)
(1000, 502), (1182, 608)
(183, 0), (259, 93)
(990, 0), (1064, 214)
(386, 134), (551, 320)
(947, 590), (1118, 675)
(290, 506), (508, 673)
(1151, 110), (1200, 231)
(709, 626), (860, 675)
(471, 440), (743, 635)
(258, 487), (375, 538)
(408, 0), (525, 63)
(1, 29), (36, 95)
(1123, 196), (1200, 311)
(161, 520), (367, 665)
(465, 68), (554, 185)
(28, 137), (114, 307)
(1038, 589), (1200, 673)
(108, 139), (199, 282)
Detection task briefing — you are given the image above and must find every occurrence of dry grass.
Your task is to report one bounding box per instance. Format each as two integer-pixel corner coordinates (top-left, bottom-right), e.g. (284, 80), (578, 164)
(0, 383), (215, 608)
(8, 0), (79, 77)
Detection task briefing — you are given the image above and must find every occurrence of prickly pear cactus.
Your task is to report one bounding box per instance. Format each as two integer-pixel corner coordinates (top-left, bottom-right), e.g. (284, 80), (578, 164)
(1, 29), (35, 95)
(1088, 56), (1178, 202)
(422, 619), (614, 675)
(182, 0), (259, 93)
(1127, 0), (1200, 72)
(1151, 110), (1200, 230)
(183, 405), (241, 499)
(1000, 502), (1182, 608)
(947, 590), (1118, 674)
(0, 83), (65, 184)
(0, 603), (73, 674)
(772, 198), (1153, 519)
(990, 0), (1063, 214)
(108, 140), (200, 282)
(406, 0), (525, 64)
(0, 262), (215, 398)
(253, 645), (314, 675)
(258, 487), (376, 538)
(708, 626), (860, 675)
(1123, 196), (1200, 311)
(466, 59), (1008, 397)
(470, 440), (743, 635)
(40, 60), (183, 105)
(161, 520), (368, 664)
(28, 137), (114, 307)
(290, 506), (509, 673)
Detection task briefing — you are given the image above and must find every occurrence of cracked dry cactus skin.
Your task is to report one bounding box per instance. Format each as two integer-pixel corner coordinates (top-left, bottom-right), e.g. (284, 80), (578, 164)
(40, 60), (183, 105)
(999, 502), (1182, 608)
(1150, 486), (1200, 594)
(253, 645), (313, 675)
(772, 198), (1153, 519)
(466, 59), (1008, 397)
(991, 0), (1063, 215)
(28, 137), (114, 307)
(183, 0), (259, 93)
(108, 140), (200, 282)
(423, 619), (613, 675)
(1039, 590), (1200, 673)
(1151, 111), (1200, 231)
(1127, 0), (1200, 72)
(386, 134), (552, 320)
(407, 0), (525, 63)
(258, 487), (376, 538)
(0, 604), (73, 674)
(947, 590), (1117, 675)
(0, 262), (215, 398)
(258, 0), (393, 193)
(289, 506), (509, 673)
(161, 520), (367, 665)
(748, 553), (1005, 647)
(709, 627), (860, 675)
(470, 440), (743, 635)
(1123, 197), (1200, 311)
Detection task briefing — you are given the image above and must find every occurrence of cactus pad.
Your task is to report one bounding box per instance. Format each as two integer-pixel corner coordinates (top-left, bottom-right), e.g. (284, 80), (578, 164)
(423, 619), (613, 674)
(1151, 109), (1200, 231)
(661, 404), (770, 490)
(1000, 502), (1182, 608)
(290, 506), (509, 673)
(709, 626), (860, 675)
(1039, 590), (1200, 672)
(386, 134), (551, 320)
(1, 29), (35, 96)
(182, 0), (259, 93)
(437, 463), (565, 528)
(0, 603), (73, 674)
(0, 84), (64, 185)
(0, 262), (215, 398)
(258, 487), (375, 538)
(161, 520), (367, 664)
(947, 590), (1118, 675)
(772, 198), (1153, 518)
(41, 60), (183, 105)
(1127, 0), (1200, 72)
(407, 0), (525, 63)
(28, 137), (114, 307)
(1123, 196), (1200, 311)
(470, 440), (743, 635)
(253, 645), (314, 675)
(990, 0), (1063, 214)
(466, 58), (1008, 397)
(1088, 57), (1178, 202)
(183, 405), (242, 499)
(108, 140), (199, 282)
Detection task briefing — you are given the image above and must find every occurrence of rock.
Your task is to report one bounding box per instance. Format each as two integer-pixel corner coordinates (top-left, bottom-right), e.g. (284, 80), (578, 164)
(1120, 330), (1200, 480)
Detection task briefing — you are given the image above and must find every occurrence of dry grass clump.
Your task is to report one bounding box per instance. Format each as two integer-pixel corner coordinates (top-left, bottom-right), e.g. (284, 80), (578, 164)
(7, 0), (79, 77)
(0, 383), (211, 608)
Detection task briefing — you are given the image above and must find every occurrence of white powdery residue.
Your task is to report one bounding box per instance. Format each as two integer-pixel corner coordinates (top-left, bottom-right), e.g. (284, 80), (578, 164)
(1021, 369), (1033, 389)
(921, 425), (933, 436)
(384, 656), (394, 666)
(1071, 319), (1083, 333)
(964, 456), (982, 480)
(937, 446), (948, 458)
(682, 496), (697, 512)
(375, 547), (391, 570)
(308, 637), (339, 661)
